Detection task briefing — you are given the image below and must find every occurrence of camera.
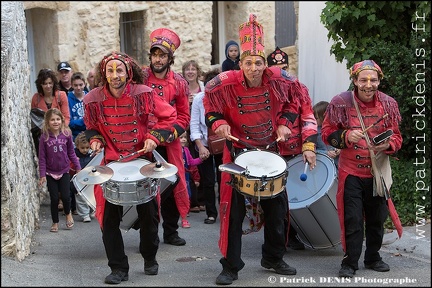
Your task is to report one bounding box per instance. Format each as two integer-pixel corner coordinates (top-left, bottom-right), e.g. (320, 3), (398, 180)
(372, 129), (393, 145)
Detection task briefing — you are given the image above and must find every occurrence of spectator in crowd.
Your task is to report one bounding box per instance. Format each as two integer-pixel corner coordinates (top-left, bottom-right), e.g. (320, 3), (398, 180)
(31, 68), (70, 154)
(189, 68), (223, 225)
(38, 108), (80, 233)
(221, 40), (240, 72)
(67, 71), (87, 141)
(69, 131), (95, 222)
(179, 131), (203, 227)
(182, 60), (205, 107)
(86, 67), (97, 90)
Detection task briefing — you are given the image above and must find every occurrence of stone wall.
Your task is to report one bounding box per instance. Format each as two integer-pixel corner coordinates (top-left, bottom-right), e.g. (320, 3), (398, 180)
(22, 1), (285, 76)
(1, 1), (41, 261)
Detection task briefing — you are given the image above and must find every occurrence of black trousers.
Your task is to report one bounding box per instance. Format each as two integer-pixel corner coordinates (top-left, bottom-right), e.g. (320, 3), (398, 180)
(198, 153), (221, 219)
(156, 146), (181, 240)
(102, 199), (159, 273)
(221, 190), (288, 272)
(46, 173), (71, 223)
(342, 175), (388, 269)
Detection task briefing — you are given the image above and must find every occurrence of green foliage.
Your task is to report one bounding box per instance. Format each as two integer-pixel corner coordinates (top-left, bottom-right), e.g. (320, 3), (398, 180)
(387, 157), (431, 227)
(321, 2), (431, 222)
(320, 2), (430, 65)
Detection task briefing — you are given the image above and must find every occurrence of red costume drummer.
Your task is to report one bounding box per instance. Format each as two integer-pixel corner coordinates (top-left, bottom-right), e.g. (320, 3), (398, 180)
(204, 14), (308, 285)
(321, 59), (403, 278)
(83, 51), (176, 284)
(142, 27), (191, 244)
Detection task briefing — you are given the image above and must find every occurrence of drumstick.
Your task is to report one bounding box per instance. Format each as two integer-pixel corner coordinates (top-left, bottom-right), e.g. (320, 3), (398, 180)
(362, 114), (388, 134)
(300, 162), (309, 181)
(118, 148), (146, 161)
(265, 136), (282, 149)
(227, 135), (260, 150)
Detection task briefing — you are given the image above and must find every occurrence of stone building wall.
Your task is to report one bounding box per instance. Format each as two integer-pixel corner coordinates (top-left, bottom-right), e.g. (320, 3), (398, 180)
(1, 1), (41, 261)
(22, 1), (287, 76)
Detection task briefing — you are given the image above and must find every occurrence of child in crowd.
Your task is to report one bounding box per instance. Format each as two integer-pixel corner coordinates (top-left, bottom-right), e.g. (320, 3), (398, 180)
(70, 131), (95, 222)
(221, 40), (240, 72)
(179, 132), (203, 228)
(38, 108), (81, 232)
(68, 72), (87, 141)
(67, 72), (88, 215)
(313, 101), (340, 167)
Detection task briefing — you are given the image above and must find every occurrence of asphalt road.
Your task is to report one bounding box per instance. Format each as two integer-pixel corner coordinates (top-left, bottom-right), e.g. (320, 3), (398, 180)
(1, 202), (430, 287)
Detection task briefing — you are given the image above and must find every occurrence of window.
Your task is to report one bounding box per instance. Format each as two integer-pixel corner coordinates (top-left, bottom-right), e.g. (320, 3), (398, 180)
(120, 11), (146, 65)
(275, 1), (297, 47)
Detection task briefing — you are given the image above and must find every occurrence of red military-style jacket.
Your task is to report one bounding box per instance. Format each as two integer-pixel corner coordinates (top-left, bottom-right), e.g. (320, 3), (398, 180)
(83, 83), (176, 227)
(203, 67), (311, 256)
(142, 67), (191, 219)
(321, 90), (403, 250)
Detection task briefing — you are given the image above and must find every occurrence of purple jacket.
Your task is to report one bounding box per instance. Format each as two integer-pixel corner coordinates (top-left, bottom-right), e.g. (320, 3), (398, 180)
(38, 131), (81, 177)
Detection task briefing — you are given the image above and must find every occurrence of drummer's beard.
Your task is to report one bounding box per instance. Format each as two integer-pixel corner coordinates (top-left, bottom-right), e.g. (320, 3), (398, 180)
(150, 62), (170, 74)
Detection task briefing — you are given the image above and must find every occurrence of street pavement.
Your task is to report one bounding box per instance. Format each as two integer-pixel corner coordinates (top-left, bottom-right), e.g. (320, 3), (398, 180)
(2, 202), (430, 287)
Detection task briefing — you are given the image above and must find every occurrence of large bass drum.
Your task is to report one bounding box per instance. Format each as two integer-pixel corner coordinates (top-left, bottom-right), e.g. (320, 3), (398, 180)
(286, 153), (340, 249)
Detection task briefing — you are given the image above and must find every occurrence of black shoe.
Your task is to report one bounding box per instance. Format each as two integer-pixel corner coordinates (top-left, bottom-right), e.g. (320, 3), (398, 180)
(365, 260), (390, 272)
(261, 258), (297, 275)
(204, 217), (216, 224)
(288, 237), (305, 250)
(215, 269), (238, 285)
(144, 260), (159, 275)
(104, 270), (129, 284)
(338, 264), (355, 278)
(164, 235), (186, 246)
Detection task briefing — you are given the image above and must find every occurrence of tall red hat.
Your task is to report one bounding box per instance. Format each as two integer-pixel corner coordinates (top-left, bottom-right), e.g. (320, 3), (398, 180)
(238, 14), (265, 61)
(150, 28), (181, 55)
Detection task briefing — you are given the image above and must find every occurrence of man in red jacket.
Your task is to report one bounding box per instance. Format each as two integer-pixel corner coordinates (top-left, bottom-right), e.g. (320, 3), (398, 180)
(204, 14), (309, 285)
(321, 59), (403, 278)
(143, 28), (191, 242)
(83, 51), (176, 284)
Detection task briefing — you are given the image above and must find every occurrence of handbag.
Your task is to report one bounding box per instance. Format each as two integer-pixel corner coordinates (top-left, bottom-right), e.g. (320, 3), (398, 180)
(352, 92), (392, 198)
(372, 151), (392, 198)
(30, 108), (45, 139)
(207, 128), (225, 155)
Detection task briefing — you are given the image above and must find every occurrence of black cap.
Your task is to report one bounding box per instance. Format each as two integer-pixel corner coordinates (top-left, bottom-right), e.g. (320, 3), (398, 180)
(57, 61), (72, 71)
(267, 47), (289, 67)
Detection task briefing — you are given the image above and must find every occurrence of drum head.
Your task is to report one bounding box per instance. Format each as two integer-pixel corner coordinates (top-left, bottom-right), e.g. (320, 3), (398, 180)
(234, 150), (287, 177)
(107, 159), (150, 182)
(286, 153), (337, 210)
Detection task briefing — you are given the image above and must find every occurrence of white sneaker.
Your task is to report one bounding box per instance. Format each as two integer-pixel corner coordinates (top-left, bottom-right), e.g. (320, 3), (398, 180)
(83, 216), (91, 223)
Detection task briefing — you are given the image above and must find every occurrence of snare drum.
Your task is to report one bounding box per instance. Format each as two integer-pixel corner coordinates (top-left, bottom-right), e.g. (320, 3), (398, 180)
(232, 150), (288, 198)
(103, 159), (159, 206)
(286, 153), (340, 249)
